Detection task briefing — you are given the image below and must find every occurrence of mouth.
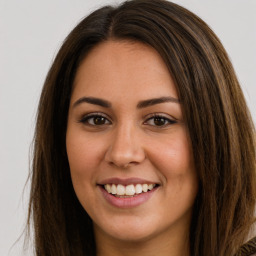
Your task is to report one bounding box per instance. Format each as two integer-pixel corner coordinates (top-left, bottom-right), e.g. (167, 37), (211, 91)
(102, 183), (159, 198)
(98, 178), (160, 208)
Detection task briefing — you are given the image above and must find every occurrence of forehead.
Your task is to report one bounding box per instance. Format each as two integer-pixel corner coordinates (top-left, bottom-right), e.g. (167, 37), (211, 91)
(71, 40), (178, 103)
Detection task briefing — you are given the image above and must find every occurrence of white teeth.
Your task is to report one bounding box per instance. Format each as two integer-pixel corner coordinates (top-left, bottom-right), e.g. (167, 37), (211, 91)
(116, 184), (125, 195)
(135, 184), (142, 194)
(126, 184), (136, 196)
(142, 184), (148, 192)
(111, 184), (117, 194)
(104, 183), (157, 196)
(148, 184), (154, 190)
(105, 184), (111, 193)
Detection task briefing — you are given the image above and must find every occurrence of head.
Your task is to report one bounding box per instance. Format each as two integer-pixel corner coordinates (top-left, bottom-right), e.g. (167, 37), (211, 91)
(28, 0), (256, 255)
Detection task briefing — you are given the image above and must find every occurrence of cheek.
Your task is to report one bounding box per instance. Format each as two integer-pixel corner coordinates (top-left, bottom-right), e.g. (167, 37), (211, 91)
(151, 131), (198, 210)
(149, 130), (194, 178)
(66, 130), (104, 171)
(66, 129), (106, 192)
(147, 128), (198, 198)
(66, 131), (103, 209)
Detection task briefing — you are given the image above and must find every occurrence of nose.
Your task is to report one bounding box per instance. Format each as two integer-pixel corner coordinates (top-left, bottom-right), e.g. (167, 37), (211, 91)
(104, 124), (146, 168)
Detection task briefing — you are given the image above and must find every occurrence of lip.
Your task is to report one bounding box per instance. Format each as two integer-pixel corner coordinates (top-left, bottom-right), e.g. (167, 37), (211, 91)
(98, 184), (159, 209)
(98, 177), (159, 186)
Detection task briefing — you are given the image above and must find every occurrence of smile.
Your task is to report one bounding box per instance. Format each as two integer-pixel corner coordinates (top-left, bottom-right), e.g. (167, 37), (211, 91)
(99, 181), (159, 208)
(104, 183), (157, 197)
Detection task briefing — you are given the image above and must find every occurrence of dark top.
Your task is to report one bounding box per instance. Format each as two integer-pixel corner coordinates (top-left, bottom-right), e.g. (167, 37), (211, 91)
(235, 236), (256, 256)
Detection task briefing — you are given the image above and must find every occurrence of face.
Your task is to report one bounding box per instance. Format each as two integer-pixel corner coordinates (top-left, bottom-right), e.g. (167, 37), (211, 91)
(66, 40), (198, 245)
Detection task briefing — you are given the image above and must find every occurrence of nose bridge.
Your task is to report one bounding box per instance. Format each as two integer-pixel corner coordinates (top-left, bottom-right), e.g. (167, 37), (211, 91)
(105, 121), (145, 167)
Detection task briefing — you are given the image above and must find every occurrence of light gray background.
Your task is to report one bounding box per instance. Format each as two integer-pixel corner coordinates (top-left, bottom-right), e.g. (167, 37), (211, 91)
(1, 0), (255, 255)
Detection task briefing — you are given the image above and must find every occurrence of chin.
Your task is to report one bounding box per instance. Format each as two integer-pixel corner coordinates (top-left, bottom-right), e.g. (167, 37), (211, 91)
(93, 214), (169, 244)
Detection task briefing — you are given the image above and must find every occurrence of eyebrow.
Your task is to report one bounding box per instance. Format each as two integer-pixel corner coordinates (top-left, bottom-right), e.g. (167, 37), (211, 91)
(137, 96), (180, 108)
(72, 96), (180, 109)
(72, 97), (111, 108)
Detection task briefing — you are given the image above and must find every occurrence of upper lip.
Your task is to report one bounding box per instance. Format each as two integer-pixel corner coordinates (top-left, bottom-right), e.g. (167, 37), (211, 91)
(98, 177), (159, 186)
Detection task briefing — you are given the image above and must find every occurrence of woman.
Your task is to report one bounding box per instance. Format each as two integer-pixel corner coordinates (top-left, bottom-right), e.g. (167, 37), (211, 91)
(27, 0), (256, 255)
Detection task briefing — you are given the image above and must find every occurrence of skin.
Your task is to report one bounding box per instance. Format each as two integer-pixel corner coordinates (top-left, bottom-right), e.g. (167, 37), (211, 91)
(66, 40), (198, 256)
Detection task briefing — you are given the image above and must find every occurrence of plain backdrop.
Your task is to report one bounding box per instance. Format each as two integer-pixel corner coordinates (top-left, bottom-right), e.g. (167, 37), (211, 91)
(1, 0), (255, 255)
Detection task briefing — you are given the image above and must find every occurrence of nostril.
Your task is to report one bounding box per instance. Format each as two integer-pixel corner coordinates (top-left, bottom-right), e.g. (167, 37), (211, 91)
(104, 133), (146, 167)
(108, 161), (138, 169)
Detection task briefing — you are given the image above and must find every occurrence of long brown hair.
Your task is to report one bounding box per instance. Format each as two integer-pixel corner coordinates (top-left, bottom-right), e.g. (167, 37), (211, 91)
(27, 0), (256, 255)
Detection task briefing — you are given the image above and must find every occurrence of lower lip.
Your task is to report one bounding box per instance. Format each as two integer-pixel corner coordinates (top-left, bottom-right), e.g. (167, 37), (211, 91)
(99, 186), (158, 208)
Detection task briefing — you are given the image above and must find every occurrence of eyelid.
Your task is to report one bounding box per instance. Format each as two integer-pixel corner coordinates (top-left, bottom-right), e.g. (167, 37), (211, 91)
(144, 112), (177, 121)
(143, 113), (177, 126)
(77, 112), (177, 127)
(78, 112), (112, 125)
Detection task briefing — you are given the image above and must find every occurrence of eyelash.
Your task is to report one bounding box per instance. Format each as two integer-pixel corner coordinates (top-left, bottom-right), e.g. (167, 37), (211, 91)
(78, 113), (111, 126)
(144, 114), (177, 127)
(78, 113), (177, 127)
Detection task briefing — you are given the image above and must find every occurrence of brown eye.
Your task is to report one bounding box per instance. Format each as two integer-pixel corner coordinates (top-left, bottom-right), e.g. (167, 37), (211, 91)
(144, 114), (177, 127)
(93, 116), (107, 125)
(153, 116), (167, 126)
(79, 114), (111, 126)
